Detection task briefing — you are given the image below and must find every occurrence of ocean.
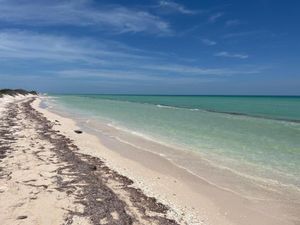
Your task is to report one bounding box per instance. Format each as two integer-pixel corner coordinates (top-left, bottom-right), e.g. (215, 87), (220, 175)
(44, 95), (300, 204)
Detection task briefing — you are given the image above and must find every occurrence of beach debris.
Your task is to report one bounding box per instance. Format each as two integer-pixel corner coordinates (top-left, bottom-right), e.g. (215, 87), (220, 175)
(17, 215), (28, 220)
(74, 130), (83, 134)
(89, 165), (97, 171)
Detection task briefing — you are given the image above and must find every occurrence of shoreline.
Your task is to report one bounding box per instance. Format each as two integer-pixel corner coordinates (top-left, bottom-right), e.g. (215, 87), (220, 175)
(33, 97), (207, 224)
(35, 97), (299, 225)
(45, 94), (300, 196)
(0, 95), (298, 224)
(0, 96), (179, 225)
(83, 118), (300, 201)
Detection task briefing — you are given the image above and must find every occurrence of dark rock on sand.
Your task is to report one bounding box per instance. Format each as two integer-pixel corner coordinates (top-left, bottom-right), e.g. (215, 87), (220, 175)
(89, 165), (97, 171)
(74, 130), (83, 134)
(17, 215), (28, 220)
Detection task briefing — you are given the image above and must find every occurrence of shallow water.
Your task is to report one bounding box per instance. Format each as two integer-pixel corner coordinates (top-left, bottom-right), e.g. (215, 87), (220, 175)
(45, 95), (300, 204)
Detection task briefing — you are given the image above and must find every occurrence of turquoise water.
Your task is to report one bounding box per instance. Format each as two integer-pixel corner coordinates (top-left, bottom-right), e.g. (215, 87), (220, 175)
(49, 95), (300, 192)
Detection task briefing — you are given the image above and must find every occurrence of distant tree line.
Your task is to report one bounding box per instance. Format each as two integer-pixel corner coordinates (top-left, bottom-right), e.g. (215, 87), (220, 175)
(0, 89), (37, 98)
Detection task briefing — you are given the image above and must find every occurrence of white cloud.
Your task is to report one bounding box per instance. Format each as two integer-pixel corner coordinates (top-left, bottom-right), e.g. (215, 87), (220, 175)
(214, 51), (249, 59)
(208, 12), (224, 23)
(158, 1), (196, 14)
(0, 0), (171, 35)
(201, 38), (217, 46)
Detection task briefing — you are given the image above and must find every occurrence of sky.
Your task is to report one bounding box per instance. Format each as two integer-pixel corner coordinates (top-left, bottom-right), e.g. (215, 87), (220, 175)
(0, 0), (299, 95)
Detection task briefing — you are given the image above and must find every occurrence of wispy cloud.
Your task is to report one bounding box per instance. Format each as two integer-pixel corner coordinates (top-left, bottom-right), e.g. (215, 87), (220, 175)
(214, 51), (249, 59)
(158, 0), (197, 14)
(223, 30), (266, 39)
(58, 63), (260, 79)
(139, 64), (258, 75)
(201, 38), (217, 46)
(58, 69), (162, 81)
(225, 19), (241, 27)
(57, 64), (260, 82)
(0, 30), (150, 64)
(208, 12), (224, 23)
(0, 30), (260, 84)
(0, 0), (171, 35)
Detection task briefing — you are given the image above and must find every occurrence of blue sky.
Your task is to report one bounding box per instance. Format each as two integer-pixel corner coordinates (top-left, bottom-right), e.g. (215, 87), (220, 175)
(0, 0), (299, 95)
